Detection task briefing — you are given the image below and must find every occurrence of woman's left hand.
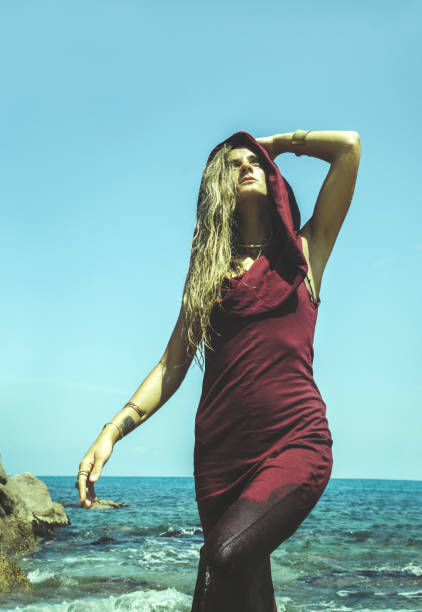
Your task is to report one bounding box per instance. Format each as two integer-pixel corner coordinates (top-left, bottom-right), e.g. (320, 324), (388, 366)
(256, 136), (275, 160)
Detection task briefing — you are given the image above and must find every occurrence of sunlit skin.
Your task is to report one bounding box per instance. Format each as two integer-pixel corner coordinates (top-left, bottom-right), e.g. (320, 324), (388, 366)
(227, 148), (272, 248)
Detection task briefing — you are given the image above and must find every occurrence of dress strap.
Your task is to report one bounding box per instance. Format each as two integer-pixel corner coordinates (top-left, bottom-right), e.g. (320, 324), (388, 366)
(305, 274), (318, 304)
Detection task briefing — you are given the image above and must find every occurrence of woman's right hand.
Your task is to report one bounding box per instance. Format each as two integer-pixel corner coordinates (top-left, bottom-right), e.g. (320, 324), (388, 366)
(76, 432), (114, 509)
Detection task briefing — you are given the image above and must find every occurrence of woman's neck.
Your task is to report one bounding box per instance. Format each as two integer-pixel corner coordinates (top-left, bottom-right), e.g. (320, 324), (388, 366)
(237, 205), (272, 246)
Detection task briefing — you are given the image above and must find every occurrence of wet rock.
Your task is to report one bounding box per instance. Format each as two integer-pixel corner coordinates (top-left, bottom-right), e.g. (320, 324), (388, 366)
(91, 535), (116, 545)
(90, 499), (127, 509)
(0, 515), (36, 557)
(0, 555), (32, 594)
(6, 473), (69, 536)
(0, 457), (7, 486)
(0, 457), (70, 557)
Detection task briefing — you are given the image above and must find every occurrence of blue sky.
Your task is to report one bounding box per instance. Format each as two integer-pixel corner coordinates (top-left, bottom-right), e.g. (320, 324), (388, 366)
(1, 0), (420, 480)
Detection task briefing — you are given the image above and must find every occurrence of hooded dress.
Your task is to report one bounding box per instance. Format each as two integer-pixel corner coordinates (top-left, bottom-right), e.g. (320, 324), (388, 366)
(193, 132), (333, 535)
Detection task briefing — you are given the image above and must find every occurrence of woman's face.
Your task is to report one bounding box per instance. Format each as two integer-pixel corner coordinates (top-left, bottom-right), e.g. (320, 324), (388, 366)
(227, 148), (268, 199)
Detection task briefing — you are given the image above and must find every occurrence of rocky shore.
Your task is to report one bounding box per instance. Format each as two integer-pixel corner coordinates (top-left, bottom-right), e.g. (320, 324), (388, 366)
(0, 455), (70, 593)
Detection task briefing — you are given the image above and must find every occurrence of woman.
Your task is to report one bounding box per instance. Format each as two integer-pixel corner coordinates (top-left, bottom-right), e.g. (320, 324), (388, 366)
(76, 129), (361, 611)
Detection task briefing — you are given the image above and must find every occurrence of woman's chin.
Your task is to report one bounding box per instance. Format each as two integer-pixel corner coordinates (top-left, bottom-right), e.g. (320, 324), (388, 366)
(237, 190), (270, 207)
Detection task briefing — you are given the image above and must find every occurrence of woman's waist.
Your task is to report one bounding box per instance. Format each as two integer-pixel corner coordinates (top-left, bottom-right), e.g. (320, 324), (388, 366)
(195, 391), (330, 449)
(199, 368), (323, 410)
(194, 423), (333, 481)
(205, 337), (315, 372)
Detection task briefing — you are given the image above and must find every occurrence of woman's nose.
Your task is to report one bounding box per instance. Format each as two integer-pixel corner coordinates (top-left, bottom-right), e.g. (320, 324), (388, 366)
(239, 160), (253, 175)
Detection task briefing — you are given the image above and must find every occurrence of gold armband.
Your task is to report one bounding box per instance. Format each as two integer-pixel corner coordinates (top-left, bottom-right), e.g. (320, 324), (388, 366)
(124, 402), (146, 419)
(102, 422), (123, 440)
(291, 129), (312, 145)
(291, 130), (312, 156)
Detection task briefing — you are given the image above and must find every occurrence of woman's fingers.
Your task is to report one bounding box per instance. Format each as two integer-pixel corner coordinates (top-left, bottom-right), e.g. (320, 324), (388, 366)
(77, 458), (94, 506)
(77, 457), (105, 507)
(78, 473), (89, 506)
(77, 438), (113, 508)
(78, 476), (96, 508)
(87, 479), (98, 502)
(89, 458), (104, 483)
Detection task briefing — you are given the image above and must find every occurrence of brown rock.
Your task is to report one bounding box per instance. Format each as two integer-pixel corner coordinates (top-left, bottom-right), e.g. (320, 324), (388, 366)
(90, 499), (127, 509)
(0, 461), (70, 557)
(6, 473), (69, 535)
(0, 457), (7, 486)
(0, 555), (31, 594)
(0, 516), (36, 557)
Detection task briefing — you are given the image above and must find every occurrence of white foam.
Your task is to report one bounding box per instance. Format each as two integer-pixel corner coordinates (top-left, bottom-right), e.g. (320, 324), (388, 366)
(159, 525), (202, 537)
(134, 541), (200, 567)
(273, 596), (292, 611)
(26, 568), (76, 587)
(399, 589), (422, 599)
(26, 568), (55, 583)
(309, 605), (421, 612)
(402, 562), (422, 576)
(376, 562), (422, 576)
(8, 587), (192, 611)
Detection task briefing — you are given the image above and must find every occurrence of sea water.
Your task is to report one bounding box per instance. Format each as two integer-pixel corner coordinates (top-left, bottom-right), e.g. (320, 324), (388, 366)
(1, 477), (421, 611)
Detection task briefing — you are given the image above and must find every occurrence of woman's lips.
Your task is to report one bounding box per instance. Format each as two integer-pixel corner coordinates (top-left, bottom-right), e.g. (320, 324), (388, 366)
(240, 177), (256, 184)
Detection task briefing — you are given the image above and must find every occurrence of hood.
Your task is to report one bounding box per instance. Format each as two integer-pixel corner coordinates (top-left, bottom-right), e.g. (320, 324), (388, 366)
(207, 131), (309, 317)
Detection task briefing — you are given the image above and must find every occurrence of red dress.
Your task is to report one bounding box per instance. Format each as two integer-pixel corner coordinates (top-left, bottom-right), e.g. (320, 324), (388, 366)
(193, 132), (333, 538)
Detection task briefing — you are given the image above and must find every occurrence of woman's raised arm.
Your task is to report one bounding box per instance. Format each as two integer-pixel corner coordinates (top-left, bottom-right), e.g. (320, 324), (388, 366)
(76, 307), (194, 508)
(257, 130), (361, 295)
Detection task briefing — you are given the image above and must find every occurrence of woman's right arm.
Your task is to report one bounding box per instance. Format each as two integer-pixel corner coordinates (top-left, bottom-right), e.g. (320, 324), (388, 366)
(77, 307), (194, 508)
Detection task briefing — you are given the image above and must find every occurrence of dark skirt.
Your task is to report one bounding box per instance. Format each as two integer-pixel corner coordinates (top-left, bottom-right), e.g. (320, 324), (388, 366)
(192, 441), (333, 611)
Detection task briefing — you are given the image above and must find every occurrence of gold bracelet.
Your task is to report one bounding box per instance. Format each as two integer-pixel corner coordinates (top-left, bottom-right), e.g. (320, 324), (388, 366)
(124, 402), (146, 419)
(291, 129), (312, 145)
(102, 422), (123, 440)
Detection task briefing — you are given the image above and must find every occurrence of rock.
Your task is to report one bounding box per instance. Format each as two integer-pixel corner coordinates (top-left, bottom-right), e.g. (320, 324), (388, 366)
(90, 499), (127, 509)
(0, 458), (70, 557)
(0, 555), (32, 594)
(6, 473), (69, 536)
(0, 457), (7, 486)
(91, 535), (116, 545)
(0, 515), (36, 557)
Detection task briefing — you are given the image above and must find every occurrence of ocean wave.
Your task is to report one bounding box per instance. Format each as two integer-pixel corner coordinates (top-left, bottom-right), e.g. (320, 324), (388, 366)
(158, 526), (203, 538)
(6, 587), (192, 611)
(131, 524), (202, 538)
(273, 596), (292, 611)
(374, 562), (422, 576)
(134, 541), (200, 567)
(399, 589), (422, 599)
(26, 568), (55, 584)
(312, 604), (422, 612)
(344, 530), (372, 542)
(26, 568), (78, 588)
(402, 563), (422, 576)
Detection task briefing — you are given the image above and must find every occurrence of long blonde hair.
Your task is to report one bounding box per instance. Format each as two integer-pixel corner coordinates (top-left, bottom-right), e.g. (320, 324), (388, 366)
(181, 143), (285, 364)
(181, 143), (241, 364)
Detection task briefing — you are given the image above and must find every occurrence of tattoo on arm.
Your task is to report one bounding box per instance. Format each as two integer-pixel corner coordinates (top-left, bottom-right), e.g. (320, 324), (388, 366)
(124, 402), (146, 419)
(120, 416), (136, 437)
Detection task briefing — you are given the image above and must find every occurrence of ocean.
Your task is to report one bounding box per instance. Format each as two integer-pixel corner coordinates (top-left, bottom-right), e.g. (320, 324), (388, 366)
(1, 477), (421, 611)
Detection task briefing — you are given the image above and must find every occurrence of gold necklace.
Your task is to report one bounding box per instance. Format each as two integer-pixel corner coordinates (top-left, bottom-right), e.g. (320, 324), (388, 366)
(232, 228), (274, 275)
(238, 227), (273, 250)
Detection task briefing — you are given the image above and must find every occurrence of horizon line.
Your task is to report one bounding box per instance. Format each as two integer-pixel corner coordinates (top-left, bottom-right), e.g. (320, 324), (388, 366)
(32, 474), (422, 483)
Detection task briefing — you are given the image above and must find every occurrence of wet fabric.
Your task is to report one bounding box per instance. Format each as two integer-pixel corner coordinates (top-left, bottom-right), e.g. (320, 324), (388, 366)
(191, 443), (332, 611)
